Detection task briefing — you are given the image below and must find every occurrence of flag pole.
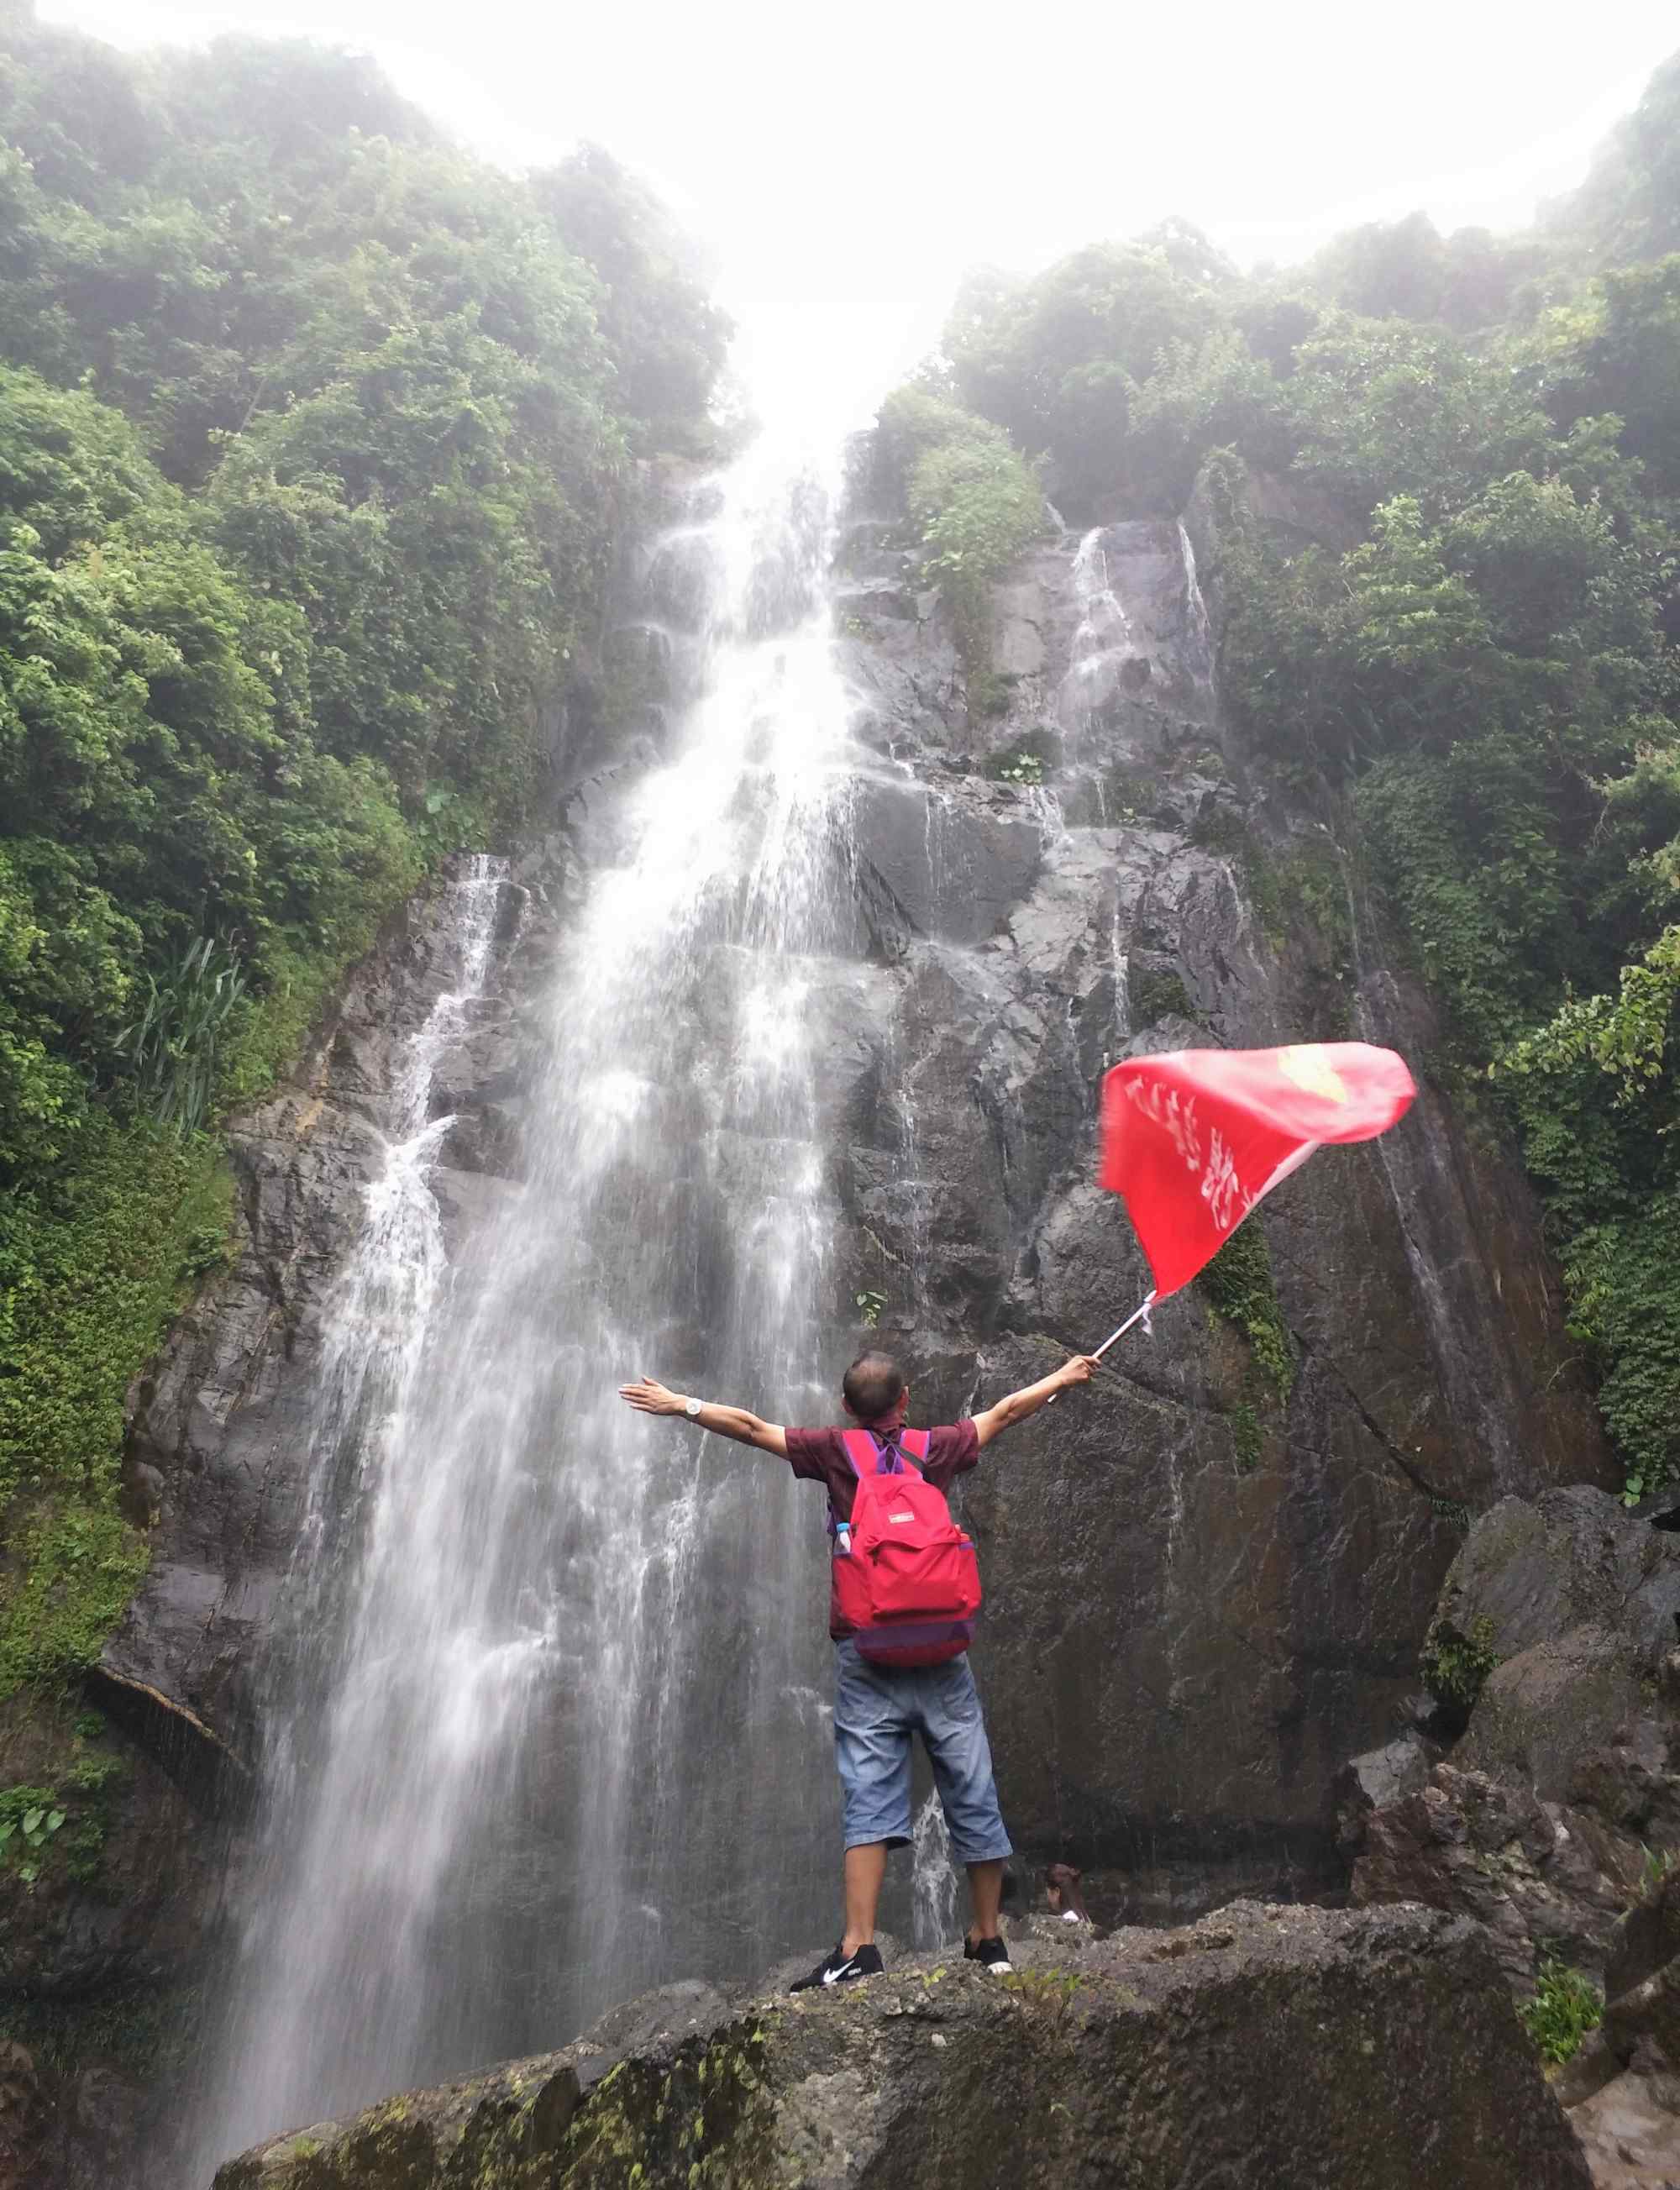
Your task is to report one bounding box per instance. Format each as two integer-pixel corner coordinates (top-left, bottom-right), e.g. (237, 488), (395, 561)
(1089, 1291), (1157, 1360)
(1045, 1290), (1156, 1405)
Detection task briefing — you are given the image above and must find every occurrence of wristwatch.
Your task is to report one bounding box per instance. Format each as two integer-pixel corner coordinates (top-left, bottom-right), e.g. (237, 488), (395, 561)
(684, 1395), (703, 1419)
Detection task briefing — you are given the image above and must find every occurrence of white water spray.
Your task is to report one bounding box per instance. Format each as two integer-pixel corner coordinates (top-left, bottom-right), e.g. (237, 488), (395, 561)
(190, 426), (864, 2172)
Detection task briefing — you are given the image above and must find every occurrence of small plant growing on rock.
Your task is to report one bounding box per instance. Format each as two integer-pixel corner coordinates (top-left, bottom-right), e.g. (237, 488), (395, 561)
(995, 751), (1044, 786)
(0, 1788), (66, 1887)
(1639, 1842), (1676, 1897)
(1420, 1613), (1499, 1721)
(854, 1290), (887, 1330)
(1518, 1958), (1602, 2065)
(1001, 1966), (1084, 2030)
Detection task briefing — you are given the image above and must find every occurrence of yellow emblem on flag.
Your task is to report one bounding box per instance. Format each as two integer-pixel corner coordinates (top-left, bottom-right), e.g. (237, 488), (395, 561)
(1277, 1044), (1348, 1103)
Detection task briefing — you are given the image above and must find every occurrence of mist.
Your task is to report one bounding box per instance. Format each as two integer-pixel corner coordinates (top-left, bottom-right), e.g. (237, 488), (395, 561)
(39, 0), (1680, 417)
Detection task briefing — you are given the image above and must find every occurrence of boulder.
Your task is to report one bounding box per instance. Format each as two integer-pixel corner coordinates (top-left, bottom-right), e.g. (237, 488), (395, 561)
(1433, 1489), (1680, 1673)
(1351, 1763), (1630, 1986)
(1460, 1626), (1650, 1803)
(213, 1904), (1590, 2190)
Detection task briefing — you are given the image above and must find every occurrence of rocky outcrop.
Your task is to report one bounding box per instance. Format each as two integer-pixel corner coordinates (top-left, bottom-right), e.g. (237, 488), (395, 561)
(101, 858), (538, 1785)
(1342, 1491), (1680, 2187)
(213, 1903), (1590, 2190)
(1347, 1490), (1680, 1984)
(824, 499), (1609, 1905)
(1556, 1872), (1680, 2187)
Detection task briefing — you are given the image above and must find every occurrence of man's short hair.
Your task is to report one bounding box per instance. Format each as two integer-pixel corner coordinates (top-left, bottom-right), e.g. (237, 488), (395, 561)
(843, 1350), (904, 1423)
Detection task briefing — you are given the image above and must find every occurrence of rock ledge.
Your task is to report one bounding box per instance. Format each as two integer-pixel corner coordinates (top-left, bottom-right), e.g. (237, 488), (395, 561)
(215, 1900), (1588, 2189)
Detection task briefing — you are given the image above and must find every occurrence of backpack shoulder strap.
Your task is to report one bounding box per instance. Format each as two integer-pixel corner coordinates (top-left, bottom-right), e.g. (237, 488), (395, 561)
(838, 1428), (880, 1478)
(837, 1428), (926, 1478)
(899, 1428), (931, 1466)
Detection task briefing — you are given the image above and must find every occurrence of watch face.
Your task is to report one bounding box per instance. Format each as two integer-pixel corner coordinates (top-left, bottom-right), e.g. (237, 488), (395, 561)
(685, 1397), (701, 1417)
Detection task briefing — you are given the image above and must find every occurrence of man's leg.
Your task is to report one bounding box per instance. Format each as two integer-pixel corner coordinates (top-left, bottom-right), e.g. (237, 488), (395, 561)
(831, 1641), (913, 1945)
(843, 1841), (888, 1955)
(914, 1655), (1013, 1962)
(965, 1856), (1005, 1948)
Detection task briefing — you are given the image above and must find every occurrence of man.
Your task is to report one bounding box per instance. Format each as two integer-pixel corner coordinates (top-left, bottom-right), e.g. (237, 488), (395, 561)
(618, 1345), (1096, 1989)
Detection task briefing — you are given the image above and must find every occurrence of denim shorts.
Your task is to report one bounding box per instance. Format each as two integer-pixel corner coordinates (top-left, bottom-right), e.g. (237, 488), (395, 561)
(832, 1639), (1013, 1865)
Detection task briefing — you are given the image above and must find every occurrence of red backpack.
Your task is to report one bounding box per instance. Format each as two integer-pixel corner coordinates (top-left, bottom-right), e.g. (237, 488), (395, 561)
(832, 1428), (981, 1668)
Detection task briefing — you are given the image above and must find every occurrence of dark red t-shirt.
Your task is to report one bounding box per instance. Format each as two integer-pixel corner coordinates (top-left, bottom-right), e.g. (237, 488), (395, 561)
(785, 1421), (980, 1638)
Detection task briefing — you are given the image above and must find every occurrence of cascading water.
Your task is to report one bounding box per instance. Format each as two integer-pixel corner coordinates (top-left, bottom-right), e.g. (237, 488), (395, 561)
(910, 1790), (959, 1948)
(1061, 526), (1138, 736)
(189, 428), (865, 2175)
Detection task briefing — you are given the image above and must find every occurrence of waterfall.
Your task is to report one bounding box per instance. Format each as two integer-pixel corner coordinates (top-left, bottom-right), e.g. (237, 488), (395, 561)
(1177, 519), (1214, 683)
(1059, 524), (1137, 739)
(910, 1789), (958, 1949)
(189, 429), (860, 2174)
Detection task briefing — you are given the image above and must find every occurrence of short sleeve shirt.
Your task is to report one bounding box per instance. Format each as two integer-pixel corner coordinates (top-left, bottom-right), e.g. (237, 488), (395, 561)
(785, 1421), (981, 1640)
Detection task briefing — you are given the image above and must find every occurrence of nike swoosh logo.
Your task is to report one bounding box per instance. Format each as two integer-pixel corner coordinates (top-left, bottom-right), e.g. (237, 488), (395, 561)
(822, 1959), (858, 1986)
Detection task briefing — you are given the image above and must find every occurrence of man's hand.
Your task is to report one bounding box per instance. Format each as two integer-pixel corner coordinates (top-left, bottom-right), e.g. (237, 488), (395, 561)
(1053, 1354), (1100, 1389)
(619, 1376), (685, 1417)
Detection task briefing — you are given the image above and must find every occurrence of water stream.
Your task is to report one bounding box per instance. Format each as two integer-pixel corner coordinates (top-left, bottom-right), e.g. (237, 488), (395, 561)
(190, 427), (864, 2175)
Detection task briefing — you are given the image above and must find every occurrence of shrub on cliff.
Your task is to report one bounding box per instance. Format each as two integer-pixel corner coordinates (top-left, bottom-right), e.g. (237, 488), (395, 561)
(874, 386), (1043, 676)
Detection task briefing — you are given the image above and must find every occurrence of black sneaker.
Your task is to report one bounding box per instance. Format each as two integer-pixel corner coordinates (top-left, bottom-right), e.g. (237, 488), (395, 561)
(964, 1934), (1013, 1974)
(790, 1941), (885, 1993)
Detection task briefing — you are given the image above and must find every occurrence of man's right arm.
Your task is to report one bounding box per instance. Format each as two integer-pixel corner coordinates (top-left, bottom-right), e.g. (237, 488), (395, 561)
(971, 1355), (1098, 1448)
(618, 1376), (789, 1458)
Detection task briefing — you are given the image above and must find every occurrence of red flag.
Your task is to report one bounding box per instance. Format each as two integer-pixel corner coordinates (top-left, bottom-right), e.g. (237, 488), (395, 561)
(1099, 1043), (1416, 1297)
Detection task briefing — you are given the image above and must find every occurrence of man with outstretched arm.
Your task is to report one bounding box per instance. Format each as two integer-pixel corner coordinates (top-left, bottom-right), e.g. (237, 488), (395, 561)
(618, 1346), (1096, 1990)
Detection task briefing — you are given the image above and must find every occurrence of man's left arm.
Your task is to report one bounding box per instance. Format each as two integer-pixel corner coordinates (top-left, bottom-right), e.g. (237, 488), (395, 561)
(970, 1354), (1097, 1447)
(618, 1376), (789, 1458)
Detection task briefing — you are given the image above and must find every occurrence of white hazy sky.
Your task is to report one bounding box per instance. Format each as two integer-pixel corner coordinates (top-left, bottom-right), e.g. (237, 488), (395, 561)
(34, 0), (1680, 428)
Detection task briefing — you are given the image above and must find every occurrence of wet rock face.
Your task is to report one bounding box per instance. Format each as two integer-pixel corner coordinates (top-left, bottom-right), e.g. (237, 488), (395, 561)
(822, 507), (1608, 1896)
(212, 1903), (1591, 2190)
(103, 858), (539, 1777)
(1347, 1492), (1680, 1990)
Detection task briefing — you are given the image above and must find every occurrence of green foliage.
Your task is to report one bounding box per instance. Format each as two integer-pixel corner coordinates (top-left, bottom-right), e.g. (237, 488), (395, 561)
(0, 20), (722, 1691)
(1227, 1403), (1263, 1475)
(531, 146), (728, 454)
(1420, 1614), (1499, 1716)
(0, 1721), (122, 1888)
(1197, 1220), (1294, 1400)
(1307, 210), (1551, 333)
(1640, 1842), (1676, 1895)
(1518, 1959), (1604, 2066)
(995, 750), (1044, 785)
(1000, 1966), (1084, 2028)
(1126, 962), (1197, 1027)
(116, 934), (248, 1137)
(0, 1785), (65, 1885)
(874, 388), (1042, 680)
(853, 1290), (886, 1331)
(0, 1114), (231, 1696)
(942, 234), (1227, 499)
(1554, 50), (1680, 269)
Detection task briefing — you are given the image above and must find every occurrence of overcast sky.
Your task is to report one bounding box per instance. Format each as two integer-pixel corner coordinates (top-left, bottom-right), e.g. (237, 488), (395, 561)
(36, 0), (1680, 426)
